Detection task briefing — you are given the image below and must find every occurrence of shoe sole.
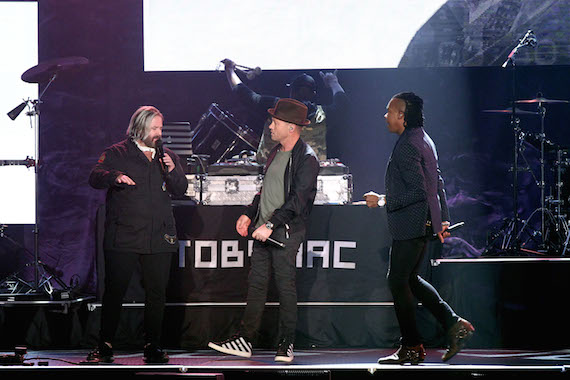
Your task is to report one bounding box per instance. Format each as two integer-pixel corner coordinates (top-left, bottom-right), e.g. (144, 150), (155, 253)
(442, 330), (474, 362)
(275, 355), (294, 363)
(144, 357), (169, 364)
(208, 342), (252, 358)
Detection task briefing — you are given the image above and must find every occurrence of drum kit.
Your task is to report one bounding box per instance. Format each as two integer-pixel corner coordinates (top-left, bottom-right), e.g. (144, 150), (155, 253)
(483, 95), (570, 256)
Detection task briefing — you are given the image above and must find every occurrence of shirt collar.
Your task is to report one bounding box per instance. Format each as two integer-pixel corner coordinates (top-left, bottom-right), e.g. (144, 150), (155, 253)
(134, 139), (156, 159)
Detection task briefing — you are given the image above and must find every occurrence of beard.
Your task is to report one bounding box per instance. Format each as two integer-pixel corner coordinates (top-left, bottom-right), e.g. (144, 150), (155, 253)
(142, 134), (158, 148)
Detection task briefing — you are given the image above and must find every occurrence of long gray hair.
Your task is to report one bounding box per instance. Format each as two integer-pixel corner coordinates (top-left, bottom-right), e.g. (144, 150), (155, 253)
(126, 106), (163, 141)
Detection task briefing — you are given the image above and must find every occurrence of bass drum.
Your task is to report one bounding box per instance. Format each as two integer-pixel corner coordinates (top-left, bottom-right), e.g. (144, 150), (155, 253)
(191, 103), (260, 164)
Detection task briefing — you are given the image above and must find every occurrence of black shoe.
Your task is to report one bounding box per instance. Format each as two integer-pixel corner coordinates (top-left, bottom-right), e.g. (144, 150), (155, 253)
(85, 343), (114, 363)
(208, 334), (253, 358)
(442, 318), (475, 362)
(275, 337), (294, 363)
(378, 344), (426, 365)
(143, 344), (169, 364)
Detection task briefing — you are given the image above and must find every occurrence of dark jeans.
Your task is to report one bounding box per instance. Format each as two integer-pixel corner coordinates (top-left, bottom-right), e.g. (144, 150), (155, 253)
(100, 250), (172, 346)
(388, 236), (458, 346)
(239, 227), (304, 343)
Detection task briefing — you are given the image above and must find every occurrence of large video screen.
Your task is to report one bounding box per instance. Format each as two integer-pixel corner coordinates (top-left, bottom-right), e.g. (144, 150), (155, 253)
(0, 1), (38, 224)
(143, 0), (570, 71)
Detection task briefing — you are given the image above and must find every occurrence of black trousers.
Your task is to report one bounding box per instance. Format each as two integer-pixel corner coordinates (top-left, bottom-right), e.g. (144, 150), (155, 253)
(100, 250), (172, 346)
(239, 227), (304, 343)
(388, 236), (458, 346)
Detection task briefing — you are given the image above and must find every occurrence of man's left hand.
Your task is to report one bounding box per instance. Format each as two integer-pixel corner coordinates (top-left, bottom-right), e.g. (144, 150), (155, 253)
(252, 224), (273, 242)
(162, 153), (175, 172)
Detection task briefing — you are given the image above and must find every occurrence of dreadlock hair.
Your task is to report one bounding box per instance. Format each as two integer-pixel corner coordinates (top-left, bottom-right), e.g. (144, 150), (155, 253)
(393, 92), (424, 129)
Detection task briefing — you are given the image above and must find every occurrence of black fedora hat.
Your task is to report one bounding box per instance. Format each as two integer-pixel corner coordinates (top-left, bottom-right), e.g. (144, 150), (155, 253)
(267, 98), (311, 126)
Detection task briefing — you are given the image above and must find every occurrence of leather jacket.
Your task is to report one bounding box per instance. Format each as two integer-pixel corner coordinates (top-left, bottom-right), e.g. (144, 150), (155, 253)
(245, 138), (319, 233)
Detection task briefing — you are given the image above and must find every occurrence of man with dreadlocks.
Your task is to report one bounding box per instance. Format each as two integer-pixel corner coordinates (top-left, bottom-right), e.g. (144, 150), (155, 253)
(365, 92), (474, 364)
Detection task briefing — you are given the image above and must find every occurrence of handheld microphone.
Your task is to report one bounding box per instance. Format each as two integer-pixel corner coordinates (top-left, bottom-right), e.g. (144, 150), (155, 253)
(155, 139), (166, 174)
(155, 139), (165, 159)
(432, 221), (465, 240)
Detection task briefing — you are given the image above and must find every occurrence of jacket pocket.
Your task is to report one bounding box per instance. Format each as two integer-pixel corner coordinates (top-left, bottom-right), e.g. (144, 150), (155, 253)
(113, 219), (147, 250)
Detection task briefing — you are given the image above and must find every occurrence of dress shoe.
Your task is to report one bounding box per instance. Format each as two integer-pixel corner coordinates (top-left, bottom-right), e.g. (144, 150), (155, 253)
(442, 318), (475, 362)
(378, 344), (426, 364)
(143, 344), (169, 364)
(85, 342), (114, 364)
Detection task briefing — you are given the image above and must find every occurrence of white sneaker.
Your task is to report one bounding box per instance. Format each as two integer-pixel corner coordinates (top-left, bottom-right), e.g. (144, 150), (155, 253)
(208, 335), (253, 358)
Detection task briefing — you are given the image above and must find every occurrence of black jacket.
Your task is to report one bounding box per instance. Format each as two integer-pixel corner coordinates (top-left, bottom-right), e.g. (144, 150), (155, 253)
(385, 127), (450, 240)
(245, 138), (319, 233)
(89, 138), (188, 253)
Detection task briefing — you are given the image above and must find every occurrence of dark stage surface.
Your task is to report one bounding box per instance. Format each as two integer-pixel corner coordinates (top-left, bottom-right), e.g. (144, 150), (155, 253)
(2, 348), (570, 379)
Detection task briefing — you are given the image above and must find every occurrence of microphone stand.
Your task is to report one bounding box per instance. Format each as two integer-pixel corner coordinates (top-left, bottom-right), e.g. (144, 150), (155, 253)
(1, 73), (74, 298)
(497, 31), (536, 255)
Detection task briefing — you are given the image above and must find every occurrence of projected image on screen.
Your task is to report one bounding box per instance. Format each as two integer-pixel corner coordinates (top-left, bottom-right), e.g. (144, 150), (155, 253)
(0, 2), (38, 224)
(144, 0), (570, 71)
(399, 0), (570, 67)
(143, 0), (448, 71)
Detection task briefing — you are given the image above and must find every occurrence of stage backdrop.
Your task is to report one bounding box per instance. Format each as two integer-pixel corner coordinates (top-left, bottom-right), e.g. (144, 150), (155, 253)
(93, 203), (456, 349)
(0, 1), (569, 344)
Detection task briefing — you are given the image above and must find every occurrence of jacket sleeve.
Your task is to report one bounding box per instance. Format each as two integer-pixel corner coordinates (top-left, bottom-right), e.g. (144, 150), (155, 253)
(386, 142), (427, 212)
(268, 154), (320, 228)
(88, 148), (124, 189)
(244, 192), (261, 222)
(164, 150), (188, 197)
(234, 83), (278, 117)
(437, 169), (450, 222)
(323, 91), (350, 118)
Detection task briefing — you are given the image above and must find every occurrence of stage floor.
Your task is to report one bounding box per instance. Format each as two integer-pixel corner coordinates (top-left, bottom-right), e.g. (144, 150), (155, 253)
(2, 348), (570, 379)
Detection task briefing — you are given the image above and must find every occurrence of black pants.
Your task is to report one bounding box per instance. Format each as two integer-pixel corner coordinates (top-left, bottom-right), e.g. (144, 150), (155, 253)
(100, 250), (172, 346)
(388, 236), (458, 346)
(239, 227), (304, 343)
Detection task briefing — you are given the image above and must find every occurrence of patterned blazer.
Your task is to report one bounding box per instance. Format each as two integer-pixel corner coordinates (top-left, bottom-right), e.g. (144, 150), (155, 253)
(384, 127), (450, 241)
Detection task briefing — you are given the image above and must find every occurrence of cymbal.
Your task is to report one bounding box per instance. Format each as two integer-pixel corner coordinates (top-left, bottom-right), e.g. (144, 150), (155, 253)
(21, 56), (89, 83)
(482, 108), (540, 115)
(515, 97), (569, 104)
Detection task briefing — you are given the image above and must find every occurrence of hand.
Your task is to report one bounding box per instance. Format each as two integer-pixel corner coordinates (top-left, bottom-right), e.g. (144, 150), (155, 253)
(319, 69), (339, 88)
(364, 194), (379, 208)
(437, 222), (451, 243)
(236, 214), (251, 237)
(162, 153), (175, 172)
(115, 174), (135, 186)
(252, 224), (273, 242)
(364, 191), (385, 208)
(221, 58), (236, 71)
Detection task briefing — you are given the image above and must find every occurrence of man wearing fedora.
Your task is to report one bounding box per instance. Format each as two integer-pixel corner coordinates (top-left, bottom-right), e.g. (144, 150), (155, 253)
(208, 98), (319, 363)
(221, 58), (348, 163)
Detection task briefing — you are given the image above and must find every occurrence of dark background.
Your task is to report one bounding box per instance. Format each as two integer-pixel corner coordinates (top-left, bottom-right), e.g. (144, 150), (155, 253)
(0, 0), (569, 303)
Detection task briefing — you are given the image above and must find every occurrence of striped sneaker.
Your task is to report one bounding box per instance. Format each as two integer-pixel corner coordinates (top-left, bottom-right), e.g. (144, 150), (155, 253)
(275, 338), (294, 363)
(208, 335), (253, 358)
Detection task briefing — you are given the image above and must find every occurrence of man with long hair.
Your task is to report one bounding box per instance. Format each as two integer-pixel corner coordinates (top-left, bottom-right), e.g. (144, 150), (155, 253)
(86, 106), (188, 364)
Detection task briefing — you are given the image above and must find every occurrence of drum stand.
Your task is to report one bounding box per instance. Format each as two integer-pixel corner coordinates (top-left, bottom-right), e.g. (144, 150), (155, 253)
(555, 148), (570, 256)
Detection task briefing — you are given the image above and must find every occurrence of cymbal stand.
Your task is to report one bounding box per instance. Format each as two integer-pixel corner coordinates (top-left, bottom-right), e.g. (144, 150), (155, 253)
(1, 73), (73, 298)
(515, 100), (550, 249)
